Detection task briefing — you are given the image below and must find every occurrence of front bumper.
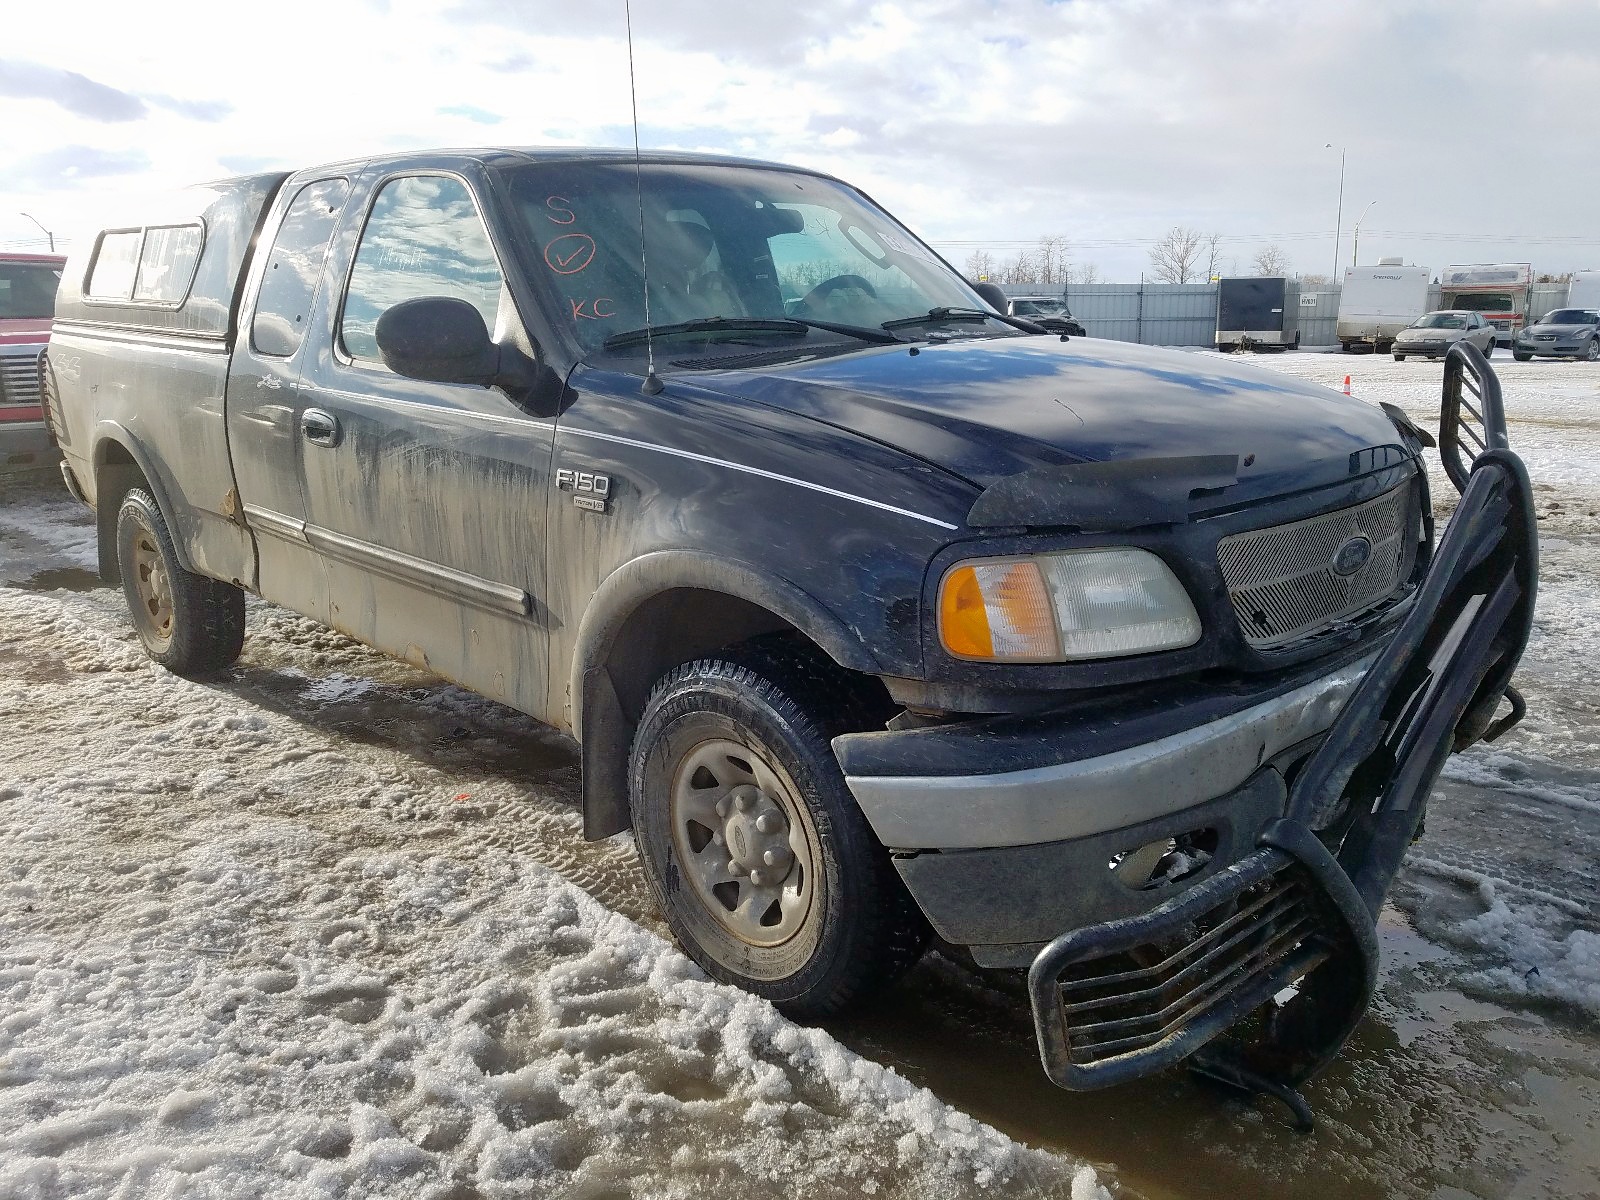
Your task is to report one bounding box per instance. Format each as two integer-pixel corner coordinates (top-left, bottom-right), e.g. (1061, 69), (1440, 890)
(1393, 340), (1453, 355)
(1516, 339), (1588, 357)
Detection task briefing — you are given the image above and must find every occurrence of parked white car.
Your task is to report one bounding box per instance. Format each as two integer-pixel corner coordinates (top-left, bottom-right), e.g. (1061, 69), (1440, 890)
(1392, 311), (1497, 361)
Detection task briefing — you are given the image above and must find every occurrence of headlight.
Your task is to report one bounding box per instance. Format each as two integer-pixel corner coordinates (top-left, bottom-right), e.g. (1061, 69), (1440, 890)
(938, 548), (1201, 662)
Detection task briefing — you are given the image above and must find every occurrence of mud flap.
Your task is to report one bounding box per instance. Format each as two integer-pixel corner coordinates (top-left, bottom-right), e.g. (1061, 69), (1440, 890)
(1028, 342), (1538, 1122)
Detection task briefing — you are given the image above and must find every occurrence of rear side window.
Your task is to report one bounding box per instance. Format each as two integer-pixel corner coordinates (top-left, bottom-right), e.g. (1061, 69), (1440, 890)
(87, 225), (204, 305)
(133, 225), (204, 303)
(340, 175), (503, 361)
(87, 231), (142, 299)
(252, 179), (351, 358)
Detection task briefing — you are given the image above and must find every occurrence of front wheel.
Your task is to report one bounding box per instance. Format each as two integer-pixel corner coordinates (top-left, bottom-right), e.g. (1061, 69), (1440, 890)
(629, 642), (928, 1017)
(116, 487), (245, 677)
(1587, 339), (1599, 362)
(1482, 340), (1494, 358)
(1394, 353), (1406, 361)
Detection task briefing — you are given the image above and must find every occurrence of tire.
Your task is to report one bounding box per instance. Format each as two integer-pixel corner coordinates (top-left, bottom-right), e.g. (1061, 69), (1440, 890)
(116, 487), (245, 677)
(1481, 340), (1494, 358)
(1587, 339), (1599, 363)
(628, 639), (929, 1017)
(1393, 353), (1406, 361)
(1514, 351), (1533, 362)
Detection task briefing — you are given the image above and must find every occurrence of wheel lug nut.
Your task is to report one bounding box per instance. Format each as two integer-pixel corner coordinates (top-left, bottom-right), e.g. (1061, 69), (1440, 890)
(749, 868), (768, 886)
(735, 792), (754, 812)
(727, 860), (743, 876)
(762, 847), (789, 867)
(711, 832), (724, 846)
(715, 798), (731, 818)
(755, 813), (781, 834)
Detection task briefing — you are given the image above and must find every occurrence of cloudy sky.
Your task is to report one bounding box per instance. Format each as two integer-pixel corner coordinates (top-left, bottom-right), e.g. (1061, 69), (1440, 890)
(2, 0), (1597, 283)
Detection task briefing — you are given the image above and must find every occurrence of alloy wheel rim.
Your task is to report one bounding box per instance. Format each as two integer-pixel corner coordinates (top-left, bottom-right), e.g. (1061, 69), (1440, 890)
(131, 524), (174, 647)
(669, 737), (815, 947)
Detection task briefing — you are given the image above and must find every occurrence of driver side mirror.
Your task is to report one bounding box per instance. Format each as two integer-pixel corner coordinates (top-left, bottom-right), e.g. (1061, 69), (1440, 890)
(970, 280), (1011, 315)
(376, 295), (554, 410)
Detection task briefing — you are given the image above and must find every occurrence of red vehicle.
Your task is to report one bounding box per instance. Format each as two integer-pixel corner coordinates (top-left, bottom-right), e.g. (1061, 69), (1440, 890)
(1, 252), (66, 468)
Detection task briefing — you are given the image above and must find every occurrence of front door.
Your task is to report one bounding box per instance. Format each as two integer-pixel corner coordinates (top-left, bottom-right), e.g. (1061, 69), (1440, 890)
(295, 171), (556, 717)
(225, 175), (351, 622)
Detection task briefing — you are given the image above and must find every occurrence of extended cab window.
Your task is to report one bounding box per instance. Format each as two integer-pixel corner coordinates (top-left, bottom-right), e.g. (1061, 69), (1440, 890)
(340, 175), (503, 361)
(253, 179), (351, 357)
(132, 224), (203, 303)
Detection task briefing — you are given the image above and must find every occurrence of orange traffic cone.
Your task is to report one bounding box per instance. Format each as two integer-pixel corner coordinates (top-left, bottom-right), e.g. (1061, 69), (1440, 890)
(1343, 375), (1352, 395)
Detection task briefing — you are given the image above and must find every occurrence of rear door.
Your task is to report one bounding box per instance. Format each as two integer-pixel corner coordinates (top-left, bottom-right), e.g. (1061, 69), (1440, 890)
(293, 168), (556, 718)
(226, 175), (352, 622)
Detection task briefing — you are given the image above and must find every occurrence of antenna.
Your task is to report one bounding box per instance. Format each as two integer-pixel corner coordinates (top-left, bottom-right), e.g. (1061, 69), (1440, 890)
(625, 0), (663, 396)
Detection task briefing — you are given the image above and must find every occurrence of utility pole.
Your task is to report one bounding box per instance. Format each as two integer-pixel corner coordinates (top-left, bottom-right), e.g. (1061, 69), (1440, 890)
(20, 212), (55, 253)
(1324, 145), (1345, 281)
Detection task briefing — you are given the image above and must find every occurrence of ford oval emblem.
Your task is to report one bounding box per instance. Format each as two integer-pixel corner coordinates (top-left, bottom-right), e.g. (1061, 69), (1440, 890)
(1332, 535), (1373, 577)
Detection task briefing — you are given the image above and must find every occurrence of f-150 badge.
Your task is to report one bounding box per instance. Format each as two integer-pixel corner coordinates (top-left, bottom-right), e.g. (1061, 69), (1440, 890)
(556, 468), (610, 513)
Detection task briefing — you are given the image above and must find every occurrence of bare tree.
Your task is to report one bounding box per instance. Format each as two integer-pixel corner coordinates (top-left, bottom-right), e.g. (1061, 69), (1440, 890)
(1252, 244), (1290, 277)
(1034, 234), (1071, 285)
(1203, 233), (1224, 282)
(997, 250), (1038, 285)
(1148, 226), (1206, 284)
(964, 249), (996, 281)
(1067, 261), (1101, 285)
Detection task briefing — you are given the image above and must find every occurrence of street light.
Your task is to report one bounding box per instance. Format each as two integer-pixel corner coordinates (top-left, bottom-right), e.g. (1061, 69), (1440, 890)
(1325, 143), (1345, 281)
(19, 212), (54, 253)
(1351, 201), (1377, 267)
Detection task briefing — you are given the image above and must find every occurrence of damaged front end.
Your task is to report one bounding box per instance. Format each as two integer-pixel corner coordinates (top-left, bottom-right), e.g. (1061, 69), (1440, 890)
(1026, 343), (1537, 1128)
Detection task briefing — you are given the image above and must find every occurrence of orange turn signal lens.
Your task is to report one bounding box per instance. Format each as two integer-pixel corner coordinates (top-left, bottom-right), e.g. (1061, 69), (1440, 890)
(938, 559), (1061, 661)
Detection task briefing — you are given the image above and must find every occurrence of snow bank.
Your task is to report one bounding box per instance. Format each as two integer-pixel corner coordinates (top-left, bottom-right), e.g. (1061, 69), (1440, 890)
(0, 586), (1103, 1198)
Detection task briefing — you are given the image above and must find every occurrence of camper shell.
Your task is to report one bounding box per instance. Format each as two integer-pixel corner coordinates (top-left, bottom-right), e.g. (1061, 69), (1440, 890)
(1440, 263), (1533, 347)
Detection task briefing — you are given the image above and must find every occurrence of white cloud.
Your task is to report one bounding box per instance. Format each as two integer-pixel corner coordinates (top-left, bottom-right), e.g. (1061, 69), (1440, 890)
(2, 0), (1596, 280)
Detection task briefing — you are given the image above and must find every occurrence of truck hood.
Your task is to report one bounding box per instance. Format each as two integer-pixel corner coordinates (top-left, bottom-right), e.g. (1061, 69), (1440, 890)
(694, 336), (1406, 506)
(0, 319), (52, 346)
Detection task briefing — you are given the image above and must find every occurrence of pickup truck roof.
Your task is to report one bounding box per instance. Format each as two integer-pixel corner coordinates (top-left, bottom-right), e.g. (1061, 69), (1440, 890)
(53, 148), (846, 341)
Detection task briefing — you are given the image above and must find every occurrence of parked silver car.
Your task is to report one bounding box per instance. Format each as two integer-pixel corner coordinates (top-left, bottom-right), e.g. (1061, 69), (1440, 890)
(1392, 310), (1498, 361)
(1513, 308), (1600, 361)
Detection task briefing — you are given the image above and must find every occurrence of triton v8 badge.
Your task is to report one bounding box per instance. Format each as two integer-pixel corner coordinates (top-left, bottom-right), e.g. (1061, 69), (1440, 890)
(556, 468), (611, 513)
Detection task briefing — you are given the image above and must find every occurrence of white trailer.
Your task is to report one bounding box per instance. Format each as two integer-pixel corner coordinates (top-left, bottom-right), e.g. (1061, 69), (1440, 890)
(1336, 259), (1431, 352)
(1568, 271), (1600, 311)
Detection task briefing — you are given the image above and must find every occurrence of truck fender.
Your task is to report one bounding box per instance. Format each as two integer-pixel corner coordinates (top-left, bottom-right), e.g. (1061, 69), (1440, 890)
(90, 421), (197, 582)
(572, 549), (886, 839)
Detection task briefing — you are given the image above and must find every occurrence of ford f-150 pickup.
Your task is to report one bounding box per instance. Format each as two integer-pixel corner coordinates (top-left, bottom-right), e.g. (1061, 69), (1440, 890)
(43, 148), (1536, 1124)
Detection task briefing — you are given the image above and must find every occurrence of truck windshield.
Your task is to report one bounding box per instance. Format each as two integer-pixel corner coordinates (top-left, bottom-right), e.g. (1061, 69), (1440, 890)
(496, 161), (996, 355)
(1448, 293), (1512, 313)
(0, 262), (63, 319)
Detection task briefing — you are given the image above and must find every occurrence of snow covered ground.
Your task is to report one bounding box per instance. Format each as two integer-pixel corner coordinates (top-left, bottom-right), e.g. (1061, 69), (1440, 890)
(3, 349), (1599, 1199)
(0, 480), (1105, 1198)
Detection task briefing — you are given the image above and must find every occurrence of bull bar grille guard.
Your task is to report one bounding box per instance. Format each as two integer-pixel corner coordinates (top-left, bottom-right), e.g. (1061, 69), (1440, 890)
(1027, 343), (1538, 1127)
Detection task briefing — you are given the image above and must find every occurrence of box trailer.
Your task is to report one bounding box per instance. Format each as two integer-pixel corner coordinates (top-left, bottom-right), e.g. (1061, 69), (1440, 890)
(1215, 276), (1299, 351)
(1440, 263), (1533, 347)
(1336, 260), (1431, 353)
(1567, 271), (1600, 311)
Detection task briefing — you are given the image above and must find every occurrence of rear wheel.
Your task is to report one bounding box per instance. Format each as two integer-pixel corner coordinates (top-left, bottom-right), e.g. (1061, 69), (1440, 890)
(629, 639), (928, 1017)
(115, 487), (245, 677)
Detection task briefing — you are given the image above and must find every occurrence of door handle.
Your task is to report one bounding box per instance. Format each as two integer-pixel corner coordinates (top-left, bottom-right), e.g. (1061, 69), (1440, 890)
(300, 408), (342, 448)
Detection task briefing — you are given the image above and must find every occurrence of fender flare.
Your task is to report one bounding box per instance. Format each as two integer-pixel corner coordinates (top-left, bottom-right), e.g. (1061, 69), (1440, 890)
(571, 549), (887, 839)
(91, 420), (198, 577)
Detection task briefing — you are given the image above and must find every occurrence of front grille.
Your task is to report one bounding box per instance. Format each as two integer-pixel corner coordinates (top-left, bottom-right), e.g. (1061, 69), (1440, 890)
(0, 349), (44, 410)
(1218, 484), (1412, 648)
(1054, 867), (1324, 1067)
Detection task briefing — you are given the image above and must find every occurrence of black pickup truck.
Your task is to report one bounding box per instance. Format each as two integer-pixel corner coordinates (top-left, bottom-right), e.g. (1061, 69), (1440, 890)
(42, 148), (1536, 1121)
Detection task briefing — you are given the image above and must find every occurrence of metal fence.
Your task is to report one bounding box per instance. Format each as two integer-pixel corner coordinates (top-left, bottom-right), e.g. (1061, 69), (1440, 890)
(1001, 281), (1582, 348)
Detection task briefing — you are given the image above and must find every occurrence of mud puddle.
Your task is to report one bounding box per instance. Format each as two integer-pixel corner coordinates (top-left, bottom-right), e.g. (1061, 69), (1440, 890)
(13, 565), (101, 592)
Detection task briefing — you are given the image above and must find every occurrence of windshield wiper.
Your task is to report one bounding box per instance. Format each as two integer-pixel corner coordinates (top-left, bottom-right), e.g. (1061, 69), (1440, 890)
(880, 306), (1043, 335)
(603, 315), (902, 351)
